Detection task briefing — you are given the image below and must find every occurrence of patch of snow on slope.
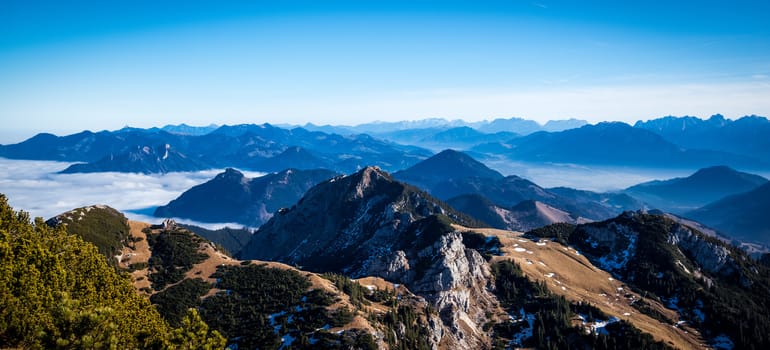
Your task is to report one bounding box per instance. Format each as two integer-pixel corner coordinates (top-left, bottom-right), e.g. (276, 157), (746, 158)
(279, 334), (295, 349)
(509, 308), (535, 347)
(595, 228), (637, 272)
(588, 316), (620, 335)
(711, 334), (734, 350)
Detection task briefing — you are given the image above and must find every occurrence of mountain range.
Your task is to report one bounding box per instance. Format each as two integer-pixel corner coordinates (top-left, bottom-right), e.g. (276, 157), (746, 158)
(0, 124), (431, 174)
(472, 121), (767, 169)
(394, 149), (644, 222)
(28, 169), (770, 349)
(635, 114), (770, 163)
(6, 142), (770, 350)
(295, 116), (588, 136)
(3, 114), (770, 174)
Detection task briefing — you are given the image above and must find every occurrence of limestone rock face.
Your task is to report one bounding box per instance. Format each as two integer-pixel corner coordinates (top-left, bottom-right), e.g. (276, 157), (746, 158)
(407, 232), (497, 349)
(368, 232), (498, 349)
(668, 224), (738, 278)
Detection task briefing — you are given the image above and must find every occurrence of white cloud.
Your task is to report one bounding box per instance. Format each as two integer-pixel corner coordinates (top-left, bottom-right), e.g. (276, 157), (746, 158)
(0, 158), (264, 226)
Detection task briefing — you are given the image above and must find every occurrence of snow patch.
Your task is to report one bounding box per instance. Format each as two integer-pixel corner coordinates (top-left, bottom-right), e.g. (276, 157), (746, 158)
(509, 310), (535, 347)
(693, 308), (705, 323)
(711, 334), (734, 350)
(588, 317), (620, 335)
(279, 334), (295, 349)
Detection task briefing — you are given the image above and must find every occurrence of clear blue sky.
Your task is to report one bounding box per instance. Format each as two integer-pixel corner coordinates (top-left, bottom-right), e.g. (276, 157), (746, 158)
(1, 0), (769, 142)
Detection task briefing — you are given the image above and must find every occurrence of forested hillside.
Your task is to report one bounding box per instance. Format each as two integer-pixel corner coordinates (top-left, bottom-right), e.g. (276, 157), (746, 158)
(0, 194), (225, 349)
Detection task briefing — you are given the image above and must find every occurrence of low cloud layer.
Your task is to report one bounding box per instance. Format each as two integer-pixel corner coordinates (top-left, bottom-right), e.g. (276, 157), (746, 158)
(0, 158), (263, 228)
(4, 158), (768, 229)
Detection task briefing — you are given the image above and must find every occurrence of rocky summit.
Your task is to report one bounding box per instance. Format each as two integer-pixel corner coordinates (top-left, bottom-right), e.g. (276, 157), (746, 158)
(239, 166), (501, 348)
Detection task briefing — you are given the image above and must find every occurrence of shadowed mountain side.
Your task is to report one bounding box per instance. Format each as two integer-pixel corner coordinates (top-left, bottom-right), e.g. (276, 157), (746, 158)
(393, 149), (504, 190)
(238, 166), (480, 272)
(60, 144), (208, 174)
(0, 123), (433, 174)
(626, 166), (768, 213)
(155, 168), (338, 227)
(527, 211), (770, 349)
(447, 194), (583, 232)
(635, 114), (770, 163)
(686, 182), (770, 246)
(471, 122), (768, 169)
(395, 149), (643, 221)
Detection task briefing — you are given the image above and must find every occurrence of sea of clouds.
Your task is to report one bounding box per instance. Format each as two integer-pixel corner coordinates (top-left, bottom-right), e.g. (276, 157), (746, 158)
(0, 158), (264, 229)
(4, 157), (764, 230)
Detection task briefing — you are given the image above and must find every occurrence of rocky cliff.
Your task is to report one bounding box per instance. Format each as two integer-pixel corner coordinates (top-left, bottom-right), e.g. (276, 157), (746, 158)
(240, 167), (500, 348)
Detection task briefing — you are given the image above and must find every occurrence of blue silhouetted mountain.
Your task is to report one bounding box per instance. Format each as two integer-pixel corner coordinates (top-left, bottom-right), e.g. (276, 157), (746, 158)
(474, 117), (542, 134)
(626, 166), (768, 213)
(0, 129), (184, 162)
(542, 118), (588, 132)
(547, 187), (645, 220)
(686, 182), (770, 246)
(393, 149), (504, 190)
(249, 146), (331, 172)
(160, 123), (219, 135)
(154, 167), (338, 227)
(472, 122), (766, 168)
(395, 149), (642, 220)
(635, 114), (770, 163)
(0, 123), (431, 174)
(59, 143), (207, 174)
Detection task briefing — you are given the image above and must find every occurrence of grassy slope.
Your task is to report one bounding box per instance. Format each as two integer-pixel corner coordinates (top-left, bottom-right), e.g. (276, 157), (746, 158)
(454, 225), (705, 350)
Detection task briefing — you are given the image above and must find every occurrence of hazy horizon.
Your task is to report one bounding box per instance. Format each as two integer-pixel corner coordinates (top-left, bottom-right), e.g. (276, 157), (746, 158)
(3, 1), (769, 143)
(0, 113), (764, 145)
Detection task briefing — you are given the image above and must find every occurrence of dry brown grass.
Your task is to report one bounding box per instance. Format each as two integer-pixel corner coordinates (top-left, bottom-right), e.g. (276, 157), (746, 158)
(124, 221), (152, 293)
(456, 226), (707, 350)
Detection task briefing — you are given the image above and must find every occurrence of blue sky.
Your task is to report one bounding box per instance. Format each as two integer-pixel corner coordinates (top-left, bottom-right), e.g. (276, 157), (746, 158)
(1, 0), (769, 142)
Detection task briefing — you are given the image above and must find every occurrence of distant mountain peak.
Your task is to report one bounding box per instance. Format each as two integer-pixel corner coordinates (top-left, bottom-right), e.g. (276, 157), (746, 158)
(394, 149), (503, 190)
(626, 165), (768, 213)
(154, 167), (338, 227)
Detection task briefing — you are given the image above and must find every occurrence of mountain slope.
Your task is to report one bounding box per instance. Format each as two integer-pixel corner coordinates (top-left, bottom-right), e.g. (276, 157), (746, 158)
(239, 166), (478, 272)
(433, 174), (641, 221)
(461, 225), (704, 349)
(155, 168), (338, 227)
(393, 149), (504, 190)
(239, 166), (499, 348)
(528, 212), (770, 349)
(1, 124), (432, 174)
(635, 114), (770, 163)
(250, 146), (331, 172)
(0, 129), (184, 162)
(60, 143), (208, 174)
(29, 194), (730, 349)
(393, 149), (643, 221)
(447, 194), (582, 232)
(476, 122), (766, 168)
(686, 182), (770, 246)
(68, 213), (440, 349)
(626, 165), (768, 213)
(2, 197), (223, 348)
